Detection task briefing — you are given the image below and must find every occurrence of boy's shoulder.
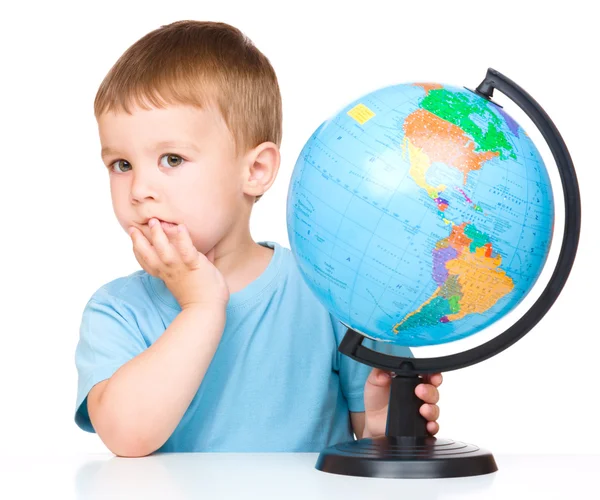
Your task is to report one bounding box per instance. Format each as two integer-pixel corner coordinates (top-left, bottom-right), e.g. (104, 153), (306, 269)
(93, 269), (147, 296)
(84, 268), (156, 315)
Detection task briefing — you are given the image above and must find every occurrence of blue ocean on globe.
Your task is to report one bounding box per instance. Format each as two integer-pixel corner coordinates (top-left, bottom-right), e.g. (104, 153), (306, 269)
(286, 82), (555, 346)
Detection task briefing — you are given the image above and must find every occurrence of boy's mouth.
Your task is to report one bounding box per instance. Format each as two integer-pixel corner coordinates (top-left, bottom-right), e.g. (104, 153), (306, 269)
(142, 218), (178, 230)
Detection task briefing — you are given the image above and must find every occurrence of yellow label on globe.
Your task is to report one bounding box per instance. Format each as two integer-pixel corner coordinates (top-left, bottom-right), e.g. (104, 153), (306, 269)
(348, 103), (375, 124)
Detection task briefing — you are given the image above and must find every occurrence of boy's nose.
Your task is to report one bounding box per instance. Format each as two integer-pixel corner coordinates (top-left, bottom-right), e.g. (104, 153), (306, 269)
(130, 171), (160, 203)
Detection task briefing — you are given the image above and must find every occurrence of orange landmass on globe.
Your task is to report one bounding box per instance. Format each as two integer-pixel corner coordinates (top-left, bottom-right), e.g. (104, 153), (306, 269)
(392, 223), (514, 332)
(443, 245), (513, 321)
(413, 83), (444, 93)
(402, 108), (499, 195)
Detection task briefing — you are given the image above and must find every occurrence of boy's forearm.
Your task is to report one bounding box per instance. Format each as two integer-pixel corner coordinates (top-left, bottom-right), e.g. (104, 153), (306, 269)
(90, 304), (226, 456)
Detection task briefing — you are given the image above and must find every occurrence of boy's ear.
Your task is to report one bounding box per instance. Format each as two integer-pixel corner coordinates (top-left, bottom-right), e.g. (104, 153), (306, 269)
(242, 141), (280, 199)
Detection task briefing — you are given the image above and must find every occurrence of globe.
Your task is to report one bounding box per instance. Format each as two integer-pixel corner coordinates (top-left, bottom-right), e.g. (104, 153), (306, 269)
(286, 82), (555, 347)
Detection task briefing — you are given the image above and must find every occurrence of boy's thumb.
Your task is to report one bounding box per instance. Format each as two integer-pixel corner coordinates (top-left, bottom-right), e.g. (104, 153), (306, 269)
(367, 368), (392, 387)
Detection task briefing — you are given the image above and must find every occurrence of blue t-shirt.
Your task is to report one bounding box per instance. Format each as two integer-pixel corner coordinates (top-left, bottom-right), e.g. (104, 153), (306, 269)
(74, 241), (411, 452)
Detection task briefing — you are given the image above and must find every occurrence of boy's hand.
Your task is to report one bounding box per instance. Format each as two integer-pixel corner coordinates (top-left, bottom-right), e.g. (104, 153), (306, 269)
(128, 218), (230, 310)
(363, 368), (442, 438)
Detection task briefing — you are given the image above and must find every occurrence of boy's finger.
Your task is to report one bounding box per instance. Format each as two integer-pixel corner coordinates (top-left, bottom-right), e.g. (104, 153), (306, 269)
(415, 383), (439, 404)
(422, 373), (443, 387)
(174, 224), (199, 266)
(427, 421), (439, 436)
(132, 246), (155, 276)
(148, 219), (177, 265)
(130, 227), (161, 272)
(419, 403), (440, 422)
(431, 373), (443, 386)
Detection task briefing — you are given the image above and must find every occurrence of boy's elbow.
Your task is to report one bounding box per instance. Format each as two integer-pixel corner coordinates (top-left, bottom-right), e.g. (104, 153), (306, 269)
(88, 383), (162, 457)
(91, 408), (161, 457)
(103, 431), (160, 458)
(111, 443), (156, 458)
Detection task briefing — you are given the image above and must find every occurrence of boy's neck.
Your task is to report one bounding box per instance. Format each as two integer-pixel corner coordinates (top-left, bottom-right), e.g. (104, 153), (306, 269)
(210, 229), (274, 295)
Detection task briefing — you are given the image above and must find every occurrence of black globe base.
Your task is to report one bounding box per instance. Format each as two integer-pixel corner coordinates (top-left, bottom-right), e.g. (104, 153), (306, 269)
(316, 436), (498, 479)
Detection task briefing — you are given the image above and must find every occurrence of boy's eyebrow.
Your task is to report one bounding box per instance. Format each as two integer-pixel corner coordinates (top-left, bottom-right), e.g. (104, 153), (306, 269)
(100, 141), (200, 159)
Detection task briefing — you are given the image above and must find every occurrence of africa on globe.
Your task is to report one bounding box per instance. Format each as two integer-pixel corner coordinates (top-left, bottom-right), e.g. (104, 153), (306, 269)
(286, 82), (554, 347)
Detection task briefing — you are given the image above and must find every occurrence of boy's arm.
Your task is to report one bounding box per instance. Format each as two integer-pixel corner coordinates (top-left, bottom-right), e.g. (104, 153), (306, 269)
(87, 304), (226, 458)
(350, 411), (366, 440)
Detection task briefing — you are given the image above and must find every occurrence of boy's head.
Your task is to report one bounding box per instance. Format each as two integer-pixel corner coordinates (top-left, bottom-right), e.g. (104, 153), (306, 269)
(95, 20), (282, 254)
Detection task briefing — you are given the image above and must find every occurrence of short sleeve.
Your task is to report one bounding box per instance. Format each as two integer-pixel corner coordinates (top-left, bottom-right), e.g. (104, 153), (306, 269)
(331, 316), (413, 412)
(74, 289), (148, 432)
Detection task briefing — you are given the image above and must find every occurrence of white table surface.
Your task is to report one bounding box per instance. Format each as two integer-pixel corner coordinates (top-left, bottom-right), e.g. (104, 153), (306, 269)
(4, 453), (599, 499)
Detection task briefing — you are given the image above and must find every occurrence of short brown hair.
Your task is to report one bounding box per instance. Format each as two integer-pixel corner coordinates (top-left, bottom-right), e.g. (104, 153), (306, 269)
(94, 20), (283, 201)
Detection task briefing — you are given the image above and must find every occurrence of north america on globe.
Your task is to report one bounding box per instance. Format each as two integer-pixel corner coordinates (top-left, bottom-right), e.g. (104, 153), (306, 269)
(287, 81), (554, 346)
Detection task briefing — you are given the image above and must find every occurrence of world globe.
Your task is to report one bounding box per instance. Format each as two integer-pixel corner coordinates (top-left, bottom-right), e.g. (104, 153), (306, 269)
(286, 82), (555, 347)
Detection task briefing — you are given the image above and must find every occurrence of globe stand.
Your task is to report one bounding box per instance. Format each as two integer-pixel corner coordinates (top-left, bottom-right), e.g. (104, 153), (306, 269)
(316, 329), (498, 478)
(316, 67), (581, 478)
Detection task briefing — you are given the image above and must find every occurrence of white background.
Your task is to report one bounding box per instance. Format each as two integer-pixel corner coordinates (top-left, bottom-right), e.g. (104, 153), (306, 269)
(0, 0), (597, 461)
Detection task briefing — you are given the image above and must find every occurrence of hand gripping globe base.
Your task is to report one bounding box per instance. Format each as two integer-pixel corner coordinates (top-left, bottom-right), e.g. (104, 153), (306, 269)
(312, 68), (581, 479)
(315, 328), (498, 479)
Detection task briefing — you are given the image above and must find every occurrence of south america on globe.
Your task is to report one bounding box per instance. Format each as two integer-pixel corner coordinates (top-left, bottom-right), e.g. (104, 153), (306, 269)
(287, 83), (554, 346)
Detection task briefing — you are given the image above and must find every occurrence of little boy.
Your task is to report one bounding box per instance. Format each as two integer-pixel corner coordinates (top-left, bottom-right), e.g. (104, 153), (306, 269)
(74, 20), (442, 457)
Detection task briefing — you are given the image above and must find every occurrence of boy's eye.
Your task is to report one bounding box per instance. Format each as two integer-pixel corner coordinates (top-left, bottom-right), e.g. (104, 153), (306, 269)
(160, 154), (184, 168)
(109, 154), (184, 173)
(110, 159), (131, 173)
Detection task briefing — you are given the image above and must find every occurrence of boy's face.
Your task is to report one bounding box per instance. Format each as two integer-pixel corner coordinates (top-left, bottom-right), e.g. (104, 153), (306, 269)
(98, 103), (248, 254)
